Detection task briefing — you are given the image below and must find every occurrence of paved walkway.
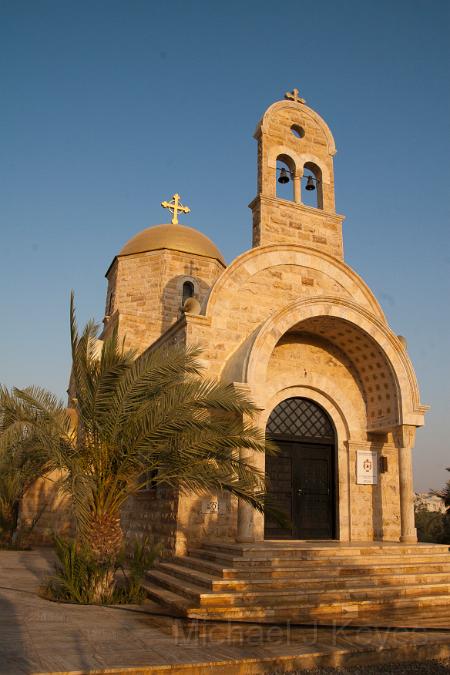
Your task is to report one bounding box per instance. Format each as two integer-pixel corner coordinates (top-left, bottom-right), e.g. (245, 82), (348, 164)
(0, 549), (450, 675)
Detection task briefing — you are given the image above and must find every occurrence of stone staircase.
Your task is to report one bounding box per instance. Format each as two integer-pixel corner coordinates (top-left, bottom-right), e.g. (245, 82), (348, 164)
(143, 541), (450, 624)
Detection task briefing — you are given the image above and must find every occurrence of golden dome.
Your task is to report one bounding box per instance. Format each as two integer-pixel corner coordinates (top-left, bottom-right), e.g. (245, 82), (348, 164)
(118, 223), (225, 265)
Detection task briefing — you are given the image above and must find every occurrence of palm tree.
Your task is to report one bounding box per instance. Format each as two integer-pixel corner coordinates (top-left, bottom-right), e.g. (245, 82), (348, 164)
(0, 388), (54, 545)
(0, 294), (269, 578)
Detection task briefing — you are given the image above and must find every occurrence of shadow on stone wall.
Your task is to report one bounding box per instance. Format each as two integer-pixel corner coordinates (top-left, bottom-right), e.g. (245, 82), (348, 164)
(121, 486), (180, 556)
(19, 472), (74, 546)
(121, 489), (238, 557)
(175, 493), (237, 555)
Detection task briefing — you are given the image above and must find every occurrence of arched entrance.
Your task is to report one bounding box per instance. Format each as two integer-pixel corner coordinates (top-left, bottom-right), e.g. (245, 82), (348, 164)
(265, 397), (337, 540)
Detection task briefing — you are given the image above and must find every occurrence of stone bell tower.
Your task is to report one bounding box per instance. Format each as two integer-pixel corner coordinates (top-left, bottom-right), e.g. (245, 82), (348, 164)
(250, 88), (345, 259)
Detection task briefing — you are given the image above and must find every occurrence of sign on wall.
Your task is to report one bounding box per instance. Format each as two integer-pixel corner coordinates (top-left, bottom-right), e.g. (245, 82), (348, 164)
(201, 497), (221, 514)
(356, 450), (378, 485)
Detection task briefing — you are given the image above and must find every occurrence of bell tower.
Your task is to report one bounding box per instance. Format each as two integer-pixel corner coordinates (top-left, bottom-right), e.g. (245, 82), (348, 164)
(249, 89), (345, 259)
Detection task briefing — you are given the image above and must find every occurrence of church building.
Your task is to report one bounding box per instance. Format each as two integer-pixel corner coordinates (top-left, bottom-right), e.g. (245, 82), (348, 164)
(104, 89), (425, 554)
(23, 90), (450, 623)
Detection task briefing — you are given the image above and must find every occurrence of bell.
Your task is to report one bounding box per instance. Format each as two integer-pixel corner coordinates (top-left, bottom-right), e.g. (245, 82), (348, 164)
(278, 168), (290, 184)
(305, 176), (316, 191)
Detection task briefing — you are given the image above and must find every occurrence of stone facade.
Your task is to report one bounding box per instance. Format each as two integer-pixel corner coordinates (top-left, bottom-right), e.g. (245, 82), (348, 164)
(23, 93), (427, 554)
(103, 248), (224, 353)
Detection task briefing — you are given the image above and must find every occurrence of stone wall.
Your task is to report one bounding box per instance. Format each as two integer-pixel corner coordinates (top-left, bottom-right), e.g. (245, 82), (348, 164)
(348, 441), (401, 541)
(103, 250), (224, 353)
(175, 492), (237, 556)
(192, 247), (381, 381)
(20, 475), (181, 555)
(251, 196), (344, 258)
(121, 486), (179, 556)
(19, 471), (74, 545)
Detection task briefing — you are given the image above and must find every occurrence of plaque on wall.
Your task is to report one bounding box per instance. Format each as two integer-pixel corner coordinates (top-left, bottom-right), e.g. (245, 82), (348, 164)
(356, 450), (378, 485)
(201, 497), (221, 514)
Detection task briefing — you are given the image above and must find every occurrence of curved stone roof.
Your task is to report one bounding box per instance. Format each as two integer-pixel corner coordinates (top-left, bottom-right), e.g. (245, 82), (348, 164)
(118, 223), (225, 265)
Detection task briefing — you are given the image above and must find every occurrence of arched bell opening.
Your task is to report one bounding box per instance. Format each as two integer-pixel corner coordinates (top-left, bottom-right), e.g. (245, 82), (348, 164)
(264, 397), (337, 540)
(302, 161), (323, 209)
(276, 154), (296, 202)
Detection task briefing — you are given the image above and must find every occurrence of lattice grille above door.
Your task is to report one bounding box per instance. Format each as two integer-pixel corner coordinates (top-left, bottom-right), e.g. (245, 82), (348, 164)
(266, 397), (334, 439)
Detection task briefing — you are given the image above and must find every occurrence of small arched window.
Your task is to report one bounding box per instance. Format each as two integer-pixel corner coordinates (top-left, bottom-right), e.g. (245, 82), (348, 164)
(182, 280), (195, 305)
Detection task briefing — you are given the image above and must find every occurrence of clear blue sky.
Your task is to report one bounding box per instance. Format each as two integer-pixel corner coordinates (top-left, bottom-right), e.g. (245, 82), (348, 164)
(1, 0), (449, 491)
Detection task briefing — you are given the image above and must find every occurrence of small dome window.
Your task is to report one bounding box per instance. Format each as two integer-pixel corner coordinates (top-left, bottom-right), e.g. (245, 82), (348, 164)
(291, 124), (305, 139)
(182, 281), (195, 305)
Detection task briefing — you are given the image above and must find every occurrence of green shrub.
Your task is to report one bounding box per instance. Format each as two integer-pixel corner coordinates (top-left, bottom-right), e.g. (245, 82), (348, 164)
(116, 538), (162, 603)
(415, 507), (446, 543)
(44, 535), (160, 605)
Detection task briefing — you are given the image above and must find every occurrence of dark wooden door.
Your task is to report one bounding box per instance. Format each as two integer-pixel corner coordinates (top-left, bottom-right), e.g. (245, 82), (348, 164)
(264, 397), (336, 540)
(265, 441), (334, 539)
(292, 443), (334, 539)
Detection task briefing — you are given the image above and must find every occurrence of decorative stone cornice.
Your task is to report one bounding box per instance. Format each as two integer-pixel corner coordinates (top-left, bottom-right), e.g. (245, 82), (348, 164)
(248, 194), (345, 224)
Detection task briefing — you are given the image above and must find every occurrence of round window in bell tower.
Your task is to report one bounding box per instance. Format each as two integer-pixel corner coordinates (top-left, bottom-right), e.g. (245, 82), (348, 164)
(291, 124), (305, 139)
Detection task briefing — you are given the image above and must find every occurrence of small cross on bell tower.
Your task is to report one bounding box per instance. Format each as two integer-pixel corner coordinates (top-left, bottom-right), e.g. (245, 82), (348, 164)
(284, 88), (306, 104)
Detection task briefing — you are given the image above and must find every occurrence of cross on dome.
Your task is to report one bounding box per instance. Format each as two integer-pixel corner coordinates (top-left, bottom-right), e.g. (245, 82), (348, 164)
(284, 88), (306, 104)
(161, 193), (190, 225)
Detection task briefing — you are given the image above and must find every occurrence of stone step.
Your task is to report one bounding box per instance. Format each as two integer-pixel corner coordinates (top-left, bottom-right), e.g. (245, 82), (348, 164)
(156, 561), (220, 589)
(228, 561), (450, 579)
(210, 571), (450, 593)
(145, 543), (450, 625)
(333, 561), (450, 576)
(200, 541), (450, 560)
(163, 559), (450, 593)
(187, 593), (450, 623)
(189, 547), (450, 568)
(141, 581), (189, 616)
(145, 569), (212, 603)
(183, 553), (450, 580)
(147, 567), (450, 608)
(188, 547), (237, 566)
(173, 554), (228, 577)
(194, 582), (450, 608)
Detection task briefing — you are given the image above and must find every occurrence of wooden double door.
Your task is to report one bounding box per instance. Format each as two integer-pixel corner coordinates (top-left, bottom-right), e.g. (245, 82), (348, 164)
(265, 440), (335, 539)
(264, 397), (337, 540)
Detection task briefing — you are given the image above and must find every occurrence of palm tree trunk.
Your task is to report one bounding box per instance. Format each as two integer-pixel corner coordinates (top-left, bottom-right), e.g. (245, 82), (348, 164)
(86, 512), (123, 562)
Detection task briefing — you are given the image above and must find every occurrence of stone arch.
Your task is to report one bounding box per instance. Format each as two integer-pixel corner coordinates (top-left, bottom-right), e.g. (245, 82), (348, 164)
(206, 244), (385, 321)
(268, 148), (331, 184)
(268, 145), (301, 172)
(298, 153), (330, 181)
(256, 101), (337, 157)
(261, 384), (351, 443)
(245, 296), (424, 431)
